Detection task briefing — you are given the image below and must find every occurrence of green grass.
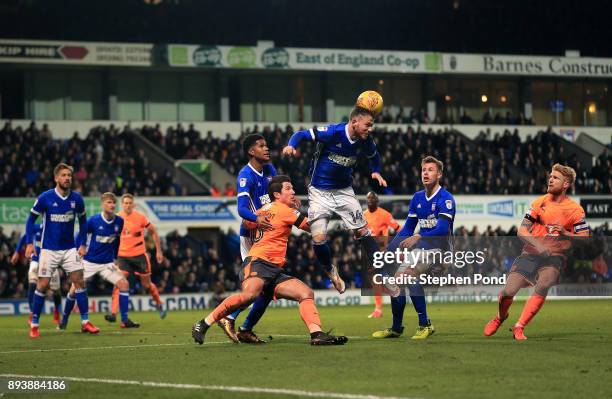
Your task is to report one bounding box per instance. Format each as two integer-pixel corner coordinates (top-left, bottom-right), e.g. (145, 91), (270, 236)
(1, 301), (611, 399)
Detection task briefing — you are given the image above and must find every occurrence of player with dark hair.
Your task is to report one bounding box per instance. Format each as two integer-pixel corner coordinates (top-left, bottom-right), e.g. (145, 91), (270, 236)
(192, 175), (347, 346)
(484, 164), (590, 340)
(216, 133), (278, 344)
(282, 106), (386, 294)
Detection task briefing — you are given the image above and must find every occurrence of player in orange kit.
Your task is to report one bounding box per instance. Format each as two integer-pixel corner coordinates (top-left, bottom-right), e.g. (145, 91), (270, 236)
(105, 193), (166, 322)
(363, 191), (400, 318)
(483, 164), (590, 340)
(192, 175), (348, 346)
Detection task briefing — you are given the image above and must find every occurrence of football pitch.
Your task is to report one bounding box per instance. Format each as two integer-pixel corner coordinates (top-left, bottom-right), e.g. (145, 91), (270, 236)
(1, 300), (611, 399)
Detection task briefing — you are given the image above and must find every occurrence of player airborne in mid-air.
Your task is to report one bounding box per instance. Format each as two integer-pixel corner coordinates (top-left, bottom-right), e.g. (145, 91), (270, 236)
(25, 163), (99, 338)
(484, 164), (590, 340)
(192, 175), (347, 346)
(282, 106), (386, 294)
(372, 156), (455, 340)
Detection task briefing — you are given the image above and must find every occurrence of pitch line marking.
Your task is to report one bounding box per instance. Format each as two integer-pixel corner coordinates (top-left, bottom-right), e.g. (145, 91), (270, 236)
(0, 374), (420, 399)
(0, 341), (229, 354)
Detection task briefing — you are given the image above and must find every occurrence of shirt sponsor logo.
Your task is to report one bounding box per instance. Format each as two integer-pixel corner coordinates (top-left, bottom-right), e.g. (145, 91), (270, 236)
(95, 235), (117, 244)
(328, 153), (357, 167)
(49, 212), (75, 222)
(419, 217), (438, 229)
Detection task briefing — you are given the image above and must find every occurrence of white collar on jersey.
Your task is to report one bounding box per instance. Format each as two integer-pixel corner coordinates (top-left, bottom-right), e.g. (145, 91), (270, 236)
(247, 162), (264, 177)
(425, 185), (442, 202)
(345, 124), (357, 144)
(54, 187), (70, 200)
(100, 212), (115, 224)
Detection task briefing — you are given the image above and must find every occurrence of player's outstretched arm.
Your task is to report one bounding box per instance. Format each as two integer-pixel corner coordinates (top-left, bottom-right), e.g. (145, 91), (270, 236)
(283, 129), (315, 157)
(366, 141), (386, 187)
(371, 172), (387, 187)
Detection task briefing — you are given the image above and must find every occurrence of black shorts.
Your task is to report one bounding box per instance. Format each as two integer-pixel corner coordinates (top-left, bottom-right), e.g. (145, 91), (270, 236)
(239, 257), (295, 289)
(116, 254), (151, 275)
(510, 254), (564, 284)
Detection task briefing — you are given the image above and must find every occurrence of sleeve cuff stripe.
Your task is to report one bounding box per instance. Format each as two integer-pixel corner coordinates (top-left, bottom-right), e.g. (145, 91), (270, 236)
(294, 214), (306, 227)
(407, 213), (417, 217)
(237, 192), (251, 197)
(30, 209), (40, 215)
(439, 213), (454, 219)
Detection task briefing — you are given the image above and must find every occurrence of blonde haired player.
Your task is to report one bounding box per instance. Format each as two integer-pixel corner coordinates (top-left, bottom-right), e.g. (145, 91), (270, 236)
(61, 193), (139, 329)
(363, 191), (400, 318)
(484, 164), (590, 340)
(105, 193), (166, 322)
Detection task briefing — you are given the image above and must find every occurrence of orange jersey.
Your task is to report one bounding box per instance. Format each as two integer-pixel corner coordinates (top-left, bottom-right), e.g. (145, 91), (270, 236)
(364, 207), (400, 237)
(117, 210), (151, 257)
(248, 201), (308, 267)
(523, 194), (589, 254)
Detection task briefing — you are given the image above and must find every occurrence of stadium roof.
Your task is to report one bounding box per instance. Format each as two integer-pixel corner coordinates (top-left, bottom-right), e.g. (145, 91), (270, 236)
(1, 0), (611, 58)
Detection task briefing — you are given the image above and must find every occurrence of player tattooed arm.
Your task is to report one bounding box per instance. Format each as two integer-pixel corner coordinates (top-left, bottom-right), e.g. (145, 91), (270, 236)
(518, 217), (553, 255)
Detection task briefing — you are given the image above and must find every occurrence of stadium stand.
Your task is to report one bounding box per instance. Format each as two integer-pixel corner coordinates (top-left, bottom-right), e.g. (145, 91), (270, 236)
(139, 123), (611, 196)
(3, 121), (608, 198)
(0, 121), (182, 197)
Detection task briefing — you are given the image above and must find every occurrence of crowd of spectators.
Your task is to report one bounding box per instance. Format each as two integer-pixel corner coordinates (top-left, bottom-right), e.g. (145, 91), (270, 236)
(1, 223), (609, 299)
(475, 127), (611, 194)
(0, 121), (182, 197)
(4, 121), (606, 199)
(459, 110), (535, 126)
(138, 122), (609, 196)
